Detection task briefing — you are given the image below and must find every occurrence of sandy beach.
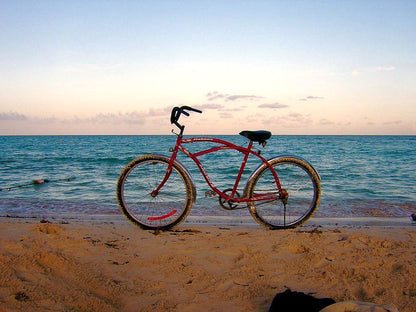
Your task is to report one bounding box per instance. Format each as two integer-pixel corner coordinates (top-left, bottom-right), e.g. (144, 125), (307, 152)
(0, 217), (415, 312)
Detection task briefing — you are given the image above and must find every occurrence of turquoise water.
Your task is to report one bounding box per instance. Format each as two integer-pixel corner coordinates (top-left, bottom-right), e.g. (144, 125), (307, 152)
(0, 135), (415, 219)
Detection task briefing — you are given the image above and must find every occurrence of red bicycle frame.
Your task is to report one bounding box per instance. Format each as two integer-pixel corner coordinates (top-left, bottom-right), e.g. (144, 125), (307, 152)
(152, 133), (286, 204)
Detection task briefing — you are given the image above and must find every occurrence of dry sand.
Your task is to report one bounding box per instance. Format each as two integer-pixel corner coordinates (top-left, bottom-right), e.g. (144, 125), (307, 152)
(0, 217), (415, 312)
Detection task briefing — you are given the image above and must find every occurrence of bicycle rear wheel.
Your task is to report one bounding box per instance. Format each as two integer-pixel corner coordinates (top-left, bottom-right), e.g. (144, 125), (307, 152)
(116, 155), (194, 230)
(245, 156), (321, 229)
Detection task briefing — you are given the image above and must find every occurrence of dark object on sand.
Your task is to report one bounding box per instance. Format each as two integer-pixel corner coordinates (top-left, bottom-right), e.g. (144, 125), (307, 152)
(269, 289), (335, 312)
(411, 213), (416, 222)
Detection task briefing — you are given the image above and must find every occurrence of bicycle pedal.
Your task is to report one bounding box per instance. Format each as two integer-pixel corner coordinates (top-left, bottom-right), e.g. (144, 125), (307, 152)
(205, 190), (216, 197)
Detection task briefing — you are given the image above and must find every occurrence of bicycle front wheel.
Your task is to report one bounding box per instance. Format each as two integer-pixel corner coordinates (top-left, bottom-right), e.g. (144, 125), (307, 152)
(245, 156), (321, 229)
(116, 155), (195, 230)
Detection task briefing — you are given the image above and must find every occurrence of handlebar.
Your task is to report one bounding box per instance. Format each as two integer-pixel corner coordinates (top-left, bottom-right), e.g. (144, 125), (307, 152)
(170, 106), (202, 135)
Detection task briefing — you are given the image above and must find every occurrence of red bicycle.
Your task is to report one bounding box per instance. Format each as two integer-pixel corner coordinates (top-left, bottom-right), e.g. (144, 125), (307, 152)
(116, 106), (321, 230)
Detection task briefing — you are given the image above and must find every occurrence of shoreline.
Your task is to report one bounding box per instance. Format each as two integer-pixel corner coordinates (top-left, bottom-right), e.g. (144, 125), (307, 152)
(1, 214), (414, 229)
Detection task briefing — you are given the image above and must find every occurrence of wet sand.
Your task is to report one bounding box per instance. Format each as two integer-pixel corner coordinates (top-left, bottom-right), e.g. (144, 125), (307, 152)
(0, 217), (415, 311)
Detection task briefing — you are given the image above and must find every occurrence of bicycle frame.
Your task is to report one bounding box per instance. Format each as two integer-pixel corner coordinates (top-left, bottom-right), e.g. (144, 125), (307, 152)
(117, 106), (320, 230)
(152, 134), (285, 204)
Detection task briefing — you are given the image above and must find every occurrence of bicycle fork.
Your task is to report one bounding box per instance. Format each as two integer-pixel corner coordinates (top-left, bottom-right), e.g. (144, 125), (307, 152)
(150, 154), (178, 198)
(150, 135), (183, 198)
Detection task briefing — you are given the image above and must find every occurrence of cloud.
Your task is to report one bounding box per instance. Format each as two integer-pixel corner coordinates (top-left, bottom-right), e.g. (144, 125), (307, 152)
(206, 92), (226, 101)
(376, 66), (396, 72)
(319, 118), (334, 125)
(94, 112), (145, 124)
(0, 112), (27, 120)
(0, 109), (157, 126)
(299, 96), (324, 101)
(258, 103), (288, 109)
(69, 108), (174, 125)
(352, 66), (396, 76)
(383, 120), (402, 125)
(286, 112), (308, 121)
(206, 91), (263, 102)
(222, 107), (244, 112)
(219, 112), (233, 119)
(199, 103), (225, 110)
(261, 112), (312, 127)
(61, 111), (149, 125)
(226, 94), (263, 101)
(34, 116), (59, 124)
(148, 106), (172, 117)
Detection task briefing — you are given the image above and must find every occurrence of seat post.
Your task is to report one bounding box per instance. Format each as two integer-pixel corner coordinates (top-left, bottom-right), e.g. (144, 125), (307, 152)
(246, 140), (253, 150)
(232, 139), (253, 197)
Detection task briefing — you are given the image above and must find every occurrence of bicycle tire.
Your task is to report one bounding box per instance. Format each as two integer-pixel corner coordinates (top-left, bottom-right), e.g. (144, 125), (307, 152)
(116, 155), (195, 230)
(245, 156), (321, 229)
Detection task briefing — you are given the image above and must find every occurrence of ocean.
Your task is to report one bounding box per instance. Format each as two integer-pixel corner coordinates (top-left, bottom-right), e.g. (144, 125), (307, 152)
(1, 135), (415, 222)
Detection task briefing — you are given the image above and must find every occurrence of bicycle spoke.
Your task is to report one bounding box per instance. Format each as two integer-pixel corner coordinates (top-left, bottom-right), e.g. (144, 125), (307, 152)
(246, 157), (320, 229)
(116, 156), (193, 230)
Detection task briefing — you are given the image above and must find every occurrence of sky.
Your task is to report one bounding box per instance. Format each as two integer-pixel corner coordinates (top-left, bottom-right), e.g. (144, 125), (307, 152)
(0, 1), (415, 135)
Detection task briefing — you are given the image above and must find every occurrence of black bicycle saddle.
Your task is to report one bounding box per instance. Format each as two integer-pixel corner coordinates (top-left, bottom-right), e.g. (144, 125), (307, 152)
(239, 130), (272, 144)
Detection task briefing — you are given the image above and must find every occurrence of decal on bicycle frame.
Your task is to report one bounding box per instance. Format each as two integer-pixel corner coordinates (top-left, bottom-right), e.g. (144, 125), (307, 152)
(147, 209), (177, 221)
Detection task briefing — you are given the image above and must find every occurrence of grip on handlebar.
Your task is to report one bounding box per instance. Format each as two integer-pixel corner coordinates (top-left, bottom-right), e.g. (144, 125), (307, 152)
(181, 106), (202, 114)
(170, 107), (181, 124)
(170, 106), (202, 125)
(170, 106), (202, 135)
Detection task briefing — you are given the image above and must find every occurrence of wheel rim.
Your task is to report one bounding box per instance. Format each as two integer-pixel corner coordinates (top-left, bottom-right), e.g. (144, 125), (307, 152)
(249, 160), (318, 228)
(119, 159), (190, 229)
